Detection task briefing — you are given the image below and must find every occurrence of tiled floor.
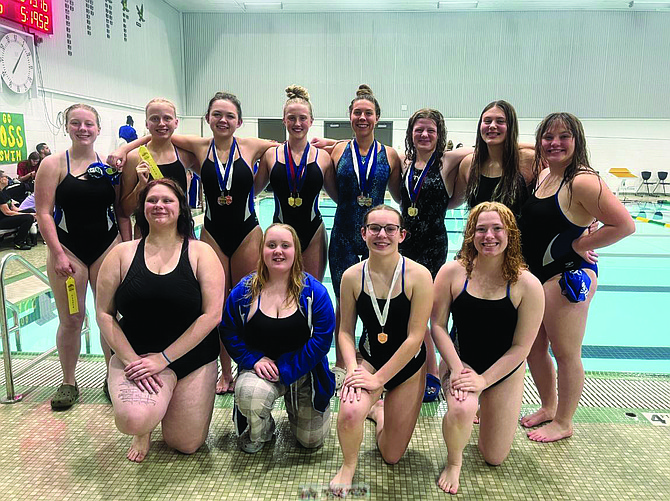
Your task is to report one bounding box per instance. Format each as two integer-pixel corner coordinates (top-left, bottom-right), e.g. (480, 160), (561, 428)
(1, 357), (669, 501)
(2, 208), (669, 500)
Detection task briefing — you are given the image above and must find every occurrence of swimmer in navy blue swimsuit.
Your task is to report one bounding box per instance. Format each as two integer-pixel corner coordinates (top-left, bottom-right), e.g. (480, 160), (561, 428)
(431, 202), (544, 495)
(36, 104), (121, 411)
(328, 85), (402, 299)
(98, 178), (225, 463)
(255, 86), (337, 280)
(119, 99), (193, 235)
(518, 113), (634, 444)
(332, 205), (433, 493)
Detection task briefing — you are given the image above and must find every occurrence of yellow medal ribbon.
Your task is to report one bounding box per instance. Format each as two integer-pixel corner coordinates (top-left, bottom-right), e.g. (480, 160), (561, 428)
(65, 276), (79, 315)
(138, 145), (164, 180)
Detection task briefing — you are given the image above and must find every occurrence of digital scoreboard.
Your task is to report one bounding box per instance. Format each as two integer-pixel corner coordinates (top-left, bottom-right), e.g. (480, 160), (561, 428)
(0, 0), (53, 35)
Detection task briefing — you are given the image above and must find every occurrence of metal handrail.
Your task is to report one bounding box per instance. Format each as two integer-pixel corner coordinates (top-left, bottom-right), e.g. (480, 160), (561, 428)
(0, 253), (90, 404)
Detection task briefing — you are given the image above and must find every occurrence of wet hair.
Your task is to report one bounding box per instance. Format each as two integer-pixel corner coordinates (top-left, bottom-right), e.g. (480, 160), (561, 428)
(534, 112), (599, 203)
(457, 201), (526, 284)
(248, 223), (305, 308)
(404, 108), (447, 173)
(465, 100), (525, 211)
(64, 103), (101, 128)
(348, 84), (381, 118)
(206, 92), (242, 121)
(145, 97), (177, 116)
(28, 152), (40, 162)
(133, 179), (195, 239)
(284, 85), (313, 118)
(36, 143), (48, 154)
(363, 204), (404, 228)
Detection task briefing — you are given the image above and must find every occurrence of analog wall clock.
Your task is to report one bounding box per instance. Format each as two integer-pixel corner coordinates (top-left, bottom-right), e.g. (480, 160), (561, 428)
(0, 32), (35, 94)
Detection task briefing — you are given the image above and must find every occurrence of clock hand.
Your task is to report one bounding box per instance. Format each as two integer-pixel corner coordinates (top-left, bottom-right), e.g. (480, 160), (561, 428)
(11, 51), (23, 75)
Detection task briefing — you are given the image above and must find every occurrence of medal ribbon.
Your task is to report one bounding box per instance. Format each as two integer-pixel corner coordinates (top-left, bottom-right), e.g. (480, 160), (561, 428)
(351, 139), (378, 196)
(405, 150), (437, 206)
(363, 256), (404, 332)
(211, 138), (237, 193)
(284, 142), (310, 195)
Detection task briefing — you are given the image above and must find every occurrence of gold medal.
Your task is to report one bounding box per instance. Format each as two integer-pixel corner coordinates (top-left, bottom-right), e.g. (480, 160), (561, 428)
(217, 196), (226, 206)
(357, 194), (367, 207)
(366, 197), (373, 207)
(294, 196), (303, 207)
(408, 206), (418, 217)
(288, 196), (295, 207)
(377, 332), (388, 344)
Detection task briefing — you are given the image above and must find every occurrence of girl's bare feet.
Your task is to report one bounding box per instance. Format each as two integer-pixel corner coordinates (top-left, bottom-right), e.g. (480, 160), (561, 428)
(520, 407), (555, 428)
(437, 463), (462, 495)
(127, 433), (151, 463)
(527, 421), (573, 442)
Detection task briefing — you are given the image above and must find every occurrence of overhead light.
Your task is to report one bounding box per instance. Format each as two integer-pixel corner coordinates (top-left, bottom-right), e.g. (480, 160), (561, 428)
(243, 2), (283, 11)
(629, 1), (670, 7)
(438, 1), (478, 8)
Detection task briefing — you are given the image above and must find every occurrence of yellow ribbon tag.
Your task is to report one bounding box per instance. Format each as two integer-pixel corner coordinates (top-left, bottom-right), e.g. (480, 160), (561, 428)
(138, 145), (163, 180)
(65, 276), (79, 315)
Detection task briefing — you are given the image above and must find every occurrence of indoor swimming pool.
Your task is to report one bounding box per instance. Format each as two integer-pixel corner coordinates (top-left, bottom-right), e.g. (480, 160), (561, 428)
(5, 197), (669, 375)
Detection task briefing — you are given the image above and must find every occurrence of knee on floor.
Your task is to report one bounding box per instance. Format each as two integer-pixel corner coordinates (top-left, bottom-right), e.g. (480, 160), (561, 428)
(479, 446), (510, 466)
(164, 434), (206, 455)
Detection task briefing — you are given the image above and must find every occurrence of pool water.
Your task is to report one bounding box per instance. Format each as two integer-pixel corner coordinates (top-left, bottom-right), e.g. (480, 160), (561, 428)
(6, 197), (669, 374)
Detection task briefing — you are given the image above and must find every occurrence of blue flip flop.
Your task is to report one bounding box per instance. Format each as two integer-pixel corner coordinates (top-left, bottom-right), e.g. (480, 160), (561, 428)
(423, 373), (441, 403)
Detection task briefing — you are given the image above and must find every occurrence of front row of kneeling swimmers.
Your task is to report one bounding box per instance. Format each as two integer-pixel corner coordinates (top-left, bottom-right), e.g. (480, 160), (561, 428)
(95, 178), (542, 495)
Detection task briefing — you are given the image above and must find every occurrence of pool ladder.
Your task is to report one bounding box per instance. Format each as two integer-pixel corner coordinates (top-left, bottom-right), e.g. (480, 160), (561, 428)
(0, 253), (91, 404)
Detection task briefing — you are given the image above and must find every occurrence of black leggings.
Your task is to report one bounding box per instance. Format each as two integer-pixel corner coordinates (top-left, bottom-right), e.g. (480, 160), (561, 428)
(0, 214), (33, 244)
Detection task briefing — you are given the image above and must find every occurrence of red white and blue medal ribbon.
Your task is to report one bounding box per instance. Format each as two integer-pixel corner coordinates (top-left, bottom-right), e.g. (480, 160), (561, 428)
(284, 142), (310, 207)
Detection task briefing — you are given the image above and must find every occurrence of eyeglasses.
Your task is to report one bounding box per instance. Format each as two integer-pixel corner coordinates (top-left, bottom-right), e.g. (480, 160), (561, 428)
(365, 223), (401, 236)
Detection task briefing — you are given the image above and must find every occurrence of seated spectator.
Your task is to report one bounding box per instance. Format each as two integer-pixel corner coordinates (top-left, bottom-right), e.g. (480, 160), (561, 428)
(17, 152), (40, 187)
(0, 170), (35, 249)
(36, 143), (51, 162)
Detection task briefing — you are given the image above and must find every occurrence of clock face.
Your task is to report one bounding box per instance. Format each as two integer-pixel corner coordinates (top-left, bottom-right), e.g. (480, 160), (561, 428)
(0, 33), (35, 94)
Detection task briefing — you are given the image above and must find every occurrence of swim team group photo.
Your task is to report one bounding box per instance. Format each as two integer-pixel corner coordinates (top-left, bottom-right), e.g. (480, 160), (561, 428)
(0, 1), (668, 500)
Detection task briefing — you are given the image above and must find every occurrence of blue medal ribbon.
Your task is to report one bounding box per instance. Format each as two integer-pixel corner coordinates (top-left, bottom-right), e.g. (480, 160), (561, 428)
(407, 150), (437, 205)
(284, 142), (310, 195)
(353, 139), (378, 196)
(210, 138), (237, 193)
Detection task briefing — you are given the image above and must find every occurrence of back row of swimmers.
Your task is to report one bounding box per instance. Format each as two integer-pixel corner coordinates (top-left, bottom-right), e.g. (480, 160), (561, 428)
(33, 85), (633, 493)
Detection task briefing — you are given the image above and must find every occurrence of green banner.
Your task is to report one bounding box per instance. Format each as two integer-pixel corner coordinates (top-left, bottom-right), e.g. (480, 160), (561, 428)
(0, 112), (27, 165)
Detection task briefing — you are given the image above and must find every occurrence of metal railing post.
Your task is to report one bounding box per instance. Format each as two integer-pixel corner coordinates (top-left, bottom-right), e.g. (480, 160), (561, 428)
(1, 252), (76, 404)
(0, 255), (20, 403)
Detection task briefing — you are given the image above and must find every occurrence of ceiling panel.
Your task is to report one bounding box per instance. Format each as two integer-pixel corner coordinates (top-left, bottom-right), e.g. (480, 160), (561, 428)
(163, 0), (670, 14)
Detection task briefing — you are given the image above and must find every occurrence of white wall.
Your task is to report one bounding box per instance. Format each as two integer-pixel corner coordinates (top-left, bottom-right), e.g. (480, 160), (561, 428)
(0, 0), (183, 176)
(182, 10), (670, 119)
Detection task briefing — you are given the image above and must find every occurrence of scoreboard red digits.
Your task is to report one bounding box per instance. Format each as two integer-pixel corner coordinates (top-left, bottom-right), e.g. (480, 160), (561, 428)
(0, 0), (53, 35)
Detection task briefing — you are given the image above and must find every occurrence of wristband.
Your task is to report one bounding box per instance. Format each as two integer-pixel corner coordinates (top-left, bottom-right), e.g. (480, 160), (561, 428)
(161, 350), (172, 364)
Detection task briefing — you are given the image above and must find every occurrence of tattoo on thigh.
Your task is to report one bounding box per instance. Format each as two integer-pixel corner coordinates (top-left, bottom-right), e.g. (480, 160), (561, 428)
(118, 380), (157, 406)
